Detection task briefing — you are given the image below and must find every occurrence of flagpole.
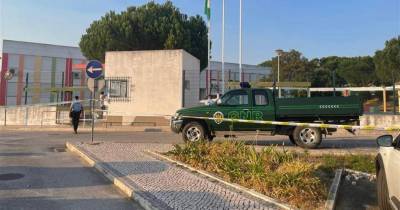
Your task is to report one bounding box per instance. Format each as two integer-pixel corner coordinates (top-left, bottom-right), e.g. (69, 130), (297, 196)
(239, 0), (243, 83)
(221, 0), (225, 94)
(207, 17), (211, 96)
(207, 1), (211, 96)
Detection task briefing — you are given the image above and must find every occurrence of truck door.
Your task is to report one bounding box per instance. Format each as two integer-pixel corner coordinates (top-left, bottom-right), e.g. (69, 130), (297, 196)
(213, 89), (252, 131)
(251, 89), (276, 131)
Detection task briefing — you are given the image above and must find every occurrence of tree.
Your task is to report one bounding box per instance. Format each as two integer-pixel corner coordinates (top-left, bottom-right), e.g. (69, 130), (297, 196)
(336, 56), (377, 86)
(259, 50), (310, 82)
(310, 68), (332, 87)
(374, 36), (400, 84)
(79, 2), (208, 69)
(258, 60), (272, 68)
(308, 58), (331, 87)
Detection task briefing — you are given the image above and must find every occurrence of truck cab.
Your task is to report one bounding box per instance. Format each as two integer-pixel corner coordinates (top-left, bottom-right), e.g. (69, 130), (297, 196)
(171, 85), (362, 149)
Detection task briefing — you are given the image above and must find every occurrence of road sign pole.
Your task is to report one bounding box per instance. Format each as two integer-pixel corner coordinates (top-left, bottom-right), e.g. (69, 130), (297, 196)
(85, 60), (103, 143)
(91, 90), (94, 143)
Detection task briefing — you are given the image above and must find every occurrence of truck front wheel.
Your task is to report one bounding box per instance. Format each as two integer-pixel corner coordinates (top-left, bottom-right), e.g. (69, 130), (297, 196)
(182, 122), (207, 143)
(292, 127), (322, 149)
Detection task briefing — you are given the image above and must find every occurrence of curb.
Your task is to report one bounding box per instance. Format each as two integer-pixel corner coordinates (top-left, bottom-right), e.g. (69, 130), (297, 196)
(324, 169), (344, 210)
(145, 150), (295, 210)
(65, 142), (158, 210)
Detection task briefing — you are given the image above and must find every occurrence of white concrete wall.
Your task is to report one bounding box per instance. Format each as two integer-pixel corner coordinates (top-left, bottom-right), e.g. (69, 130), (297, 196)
(105, 49), (199, 118)
(0, 106), (57, 126)
(360, 114), (400, 127)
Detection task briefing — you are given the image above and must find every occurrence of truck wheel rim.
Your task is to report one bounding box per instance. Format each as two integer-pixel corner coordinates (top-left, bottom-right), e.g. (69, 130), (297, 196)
(299, 128), (316, 144)
(186, 127), (201, 142)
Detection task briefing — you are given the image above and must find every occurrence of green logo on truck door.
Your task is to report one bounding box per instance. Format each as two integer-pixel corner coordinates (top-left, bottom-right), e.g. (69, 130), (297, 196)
(213, 111), (224, 124)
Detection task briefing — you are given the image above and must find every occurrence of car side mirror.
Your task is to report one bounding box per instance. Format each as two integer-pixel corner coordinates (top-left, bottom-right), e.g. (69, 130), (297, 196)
(376, 135), (394, 147)
(216, 99), (222, 105)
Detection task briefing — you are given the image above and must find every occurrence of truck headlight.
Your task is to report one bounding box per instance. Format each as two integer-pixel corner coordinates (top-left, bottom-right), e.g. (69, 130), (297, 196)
(173, 113), (181, 120)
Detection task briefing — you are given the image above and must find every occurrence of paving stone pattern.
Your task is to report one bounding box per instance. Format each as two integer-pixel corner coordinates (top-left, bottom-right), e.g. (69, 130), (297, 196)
(75, 142), (277, 210)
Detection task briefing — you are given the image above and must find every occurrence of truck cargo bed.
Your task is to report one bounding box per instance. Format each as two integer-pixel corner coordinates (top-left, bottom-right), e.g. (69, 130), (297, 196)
(275, 96), (362, 120)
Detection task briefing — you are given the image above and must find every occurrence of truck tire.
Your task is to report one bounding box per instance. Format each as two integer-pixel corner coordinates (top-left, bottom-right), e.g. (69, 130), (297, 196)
(377, 167), (391, 210)
(292, 127), (322, 149)
(182, 122), (207, 143)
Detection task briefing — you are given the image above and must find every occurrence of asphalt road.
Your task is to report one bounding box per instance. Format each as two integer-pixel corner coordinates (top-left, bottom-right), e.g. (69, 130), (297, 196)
(0, 130), (143, 210)
(0, 128), (382, 210)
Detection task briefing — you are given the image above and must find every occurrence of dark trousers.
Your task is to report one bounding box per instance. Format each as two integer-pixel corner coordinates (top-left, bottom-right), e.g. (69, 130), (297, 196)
(71, 111), (81, 132)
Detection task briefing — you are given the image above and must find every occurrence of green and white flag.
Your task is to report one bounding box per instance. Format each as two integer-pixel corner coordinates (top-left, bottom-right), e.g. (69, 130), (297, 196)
(204, 0), (210, 20)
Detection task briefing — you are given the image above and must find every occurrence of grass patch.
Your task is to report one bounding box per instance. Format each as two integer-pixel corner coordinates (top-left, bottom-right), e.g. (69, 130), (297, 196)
(166, 141), (375, 209)
(317, 153), (375, 174)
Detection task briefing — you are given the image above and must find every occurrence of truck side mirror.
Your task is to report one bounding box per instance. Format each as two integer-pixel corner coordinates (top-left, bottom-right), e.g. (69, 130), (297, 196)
(216, 99), (222, 105)
(376, 135), (394, 147)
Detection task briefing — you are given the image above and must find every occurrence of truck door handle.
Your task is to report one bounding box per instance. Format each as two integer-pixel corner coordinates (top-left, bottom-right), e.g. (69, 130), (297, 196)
(242, 109), (249, 111)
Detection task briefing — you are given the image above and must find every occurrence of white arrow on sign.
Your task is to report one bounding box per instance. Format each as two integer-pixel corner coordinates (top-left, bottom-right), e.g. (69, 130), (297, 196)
(87, 66), (102, 73)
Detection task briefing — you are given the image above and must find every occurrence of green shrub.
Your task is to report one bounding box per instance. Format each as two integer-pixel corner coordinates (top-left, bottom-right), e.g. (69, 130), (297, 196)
(169, 142), (330, 208)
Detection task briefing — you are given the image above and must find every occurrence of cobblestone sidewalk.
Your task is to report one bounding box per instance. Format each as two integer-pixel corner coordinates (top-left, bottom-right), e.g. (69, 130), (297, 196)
(71, 142), (278, 210)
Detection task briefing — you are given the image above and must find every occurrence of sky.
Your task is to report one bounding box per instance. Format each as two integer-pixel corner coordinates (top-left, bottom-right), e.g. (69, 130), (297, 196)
(0, 0), (399, 65)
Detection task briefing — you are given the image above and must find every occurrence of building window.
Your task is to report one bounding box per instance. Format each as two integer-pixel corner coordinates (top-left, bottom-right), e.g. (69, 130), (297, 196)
(184, 80), (190, 90)
(199, 88), (206, 100)
(234, 73), (240, 81)
(106, 77), (131, 102)
(72, 72), (81, 80)
(110, 80), (128, 97)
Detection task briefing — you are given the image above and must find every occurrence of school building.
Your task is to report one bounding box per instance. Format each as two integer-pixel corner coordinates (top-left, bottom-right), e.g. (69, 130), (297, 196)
(0, 40), (87, 106)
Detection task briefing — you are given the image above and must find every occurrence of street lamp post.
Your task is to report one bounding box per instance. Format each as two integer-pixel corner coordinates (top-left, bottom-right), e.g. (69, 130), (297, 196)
(275, 49), (283, 98)
(239, 0), (243, 83)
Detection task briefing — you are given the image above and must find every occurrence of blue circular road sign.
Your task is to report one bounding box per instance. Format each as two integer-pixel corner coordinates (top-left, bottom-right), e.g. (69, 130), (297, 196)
(86, 60), (103, 79)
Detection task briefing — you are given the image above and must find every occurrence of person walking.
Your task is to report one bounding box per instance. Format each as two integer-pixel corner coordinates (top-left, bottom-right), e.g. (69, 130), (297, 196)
(70, 96), (84, 134)
(99, 91), (107, 110)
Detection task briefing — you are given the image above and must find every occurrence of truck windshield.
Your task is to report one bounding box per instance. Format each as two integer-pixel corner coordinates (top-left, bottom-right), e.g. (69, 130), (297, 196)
(220, 90), (249, 106)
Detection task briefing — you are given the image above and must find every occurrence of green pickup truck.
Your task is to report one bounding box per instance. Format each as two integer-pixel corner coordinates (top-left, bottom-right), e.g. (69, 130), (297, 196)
(171, 86), (363, 149)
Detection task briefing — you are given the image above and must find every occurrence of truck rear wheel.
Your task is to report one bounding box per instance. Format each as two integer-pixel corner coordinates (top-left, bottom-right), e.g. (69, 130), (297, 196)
(292, 127), (322, 149)
(182, 122), (207, 143)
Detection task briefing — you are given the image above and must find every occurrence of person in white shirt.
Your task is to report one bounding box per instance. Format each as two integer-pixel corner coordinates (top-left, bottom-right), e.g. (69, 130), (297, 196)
(70, 96), (84, 134)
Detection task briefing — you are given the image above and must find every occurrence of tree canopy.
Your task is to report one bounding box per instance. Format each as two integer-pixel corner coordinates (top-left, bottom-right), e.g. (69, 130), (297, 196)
(262, 50), (310, 82)
(79, 2), (208, 69)
(258, 37), (399, 87)
(374, 36), (400, 84)
(336, 56), (377, 86)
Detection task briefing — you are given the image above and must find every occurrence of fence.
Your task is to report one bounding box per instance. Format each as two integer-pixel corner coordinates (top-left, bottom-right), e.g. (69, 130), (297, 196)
(0, 100), (94, 126)
(0, 100), (169, 127)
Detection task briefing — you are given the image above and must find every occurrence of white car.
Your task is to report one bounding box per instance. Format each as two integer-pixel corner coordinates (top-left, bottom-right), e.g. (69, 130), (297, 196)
(376, 134), (400, 210)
